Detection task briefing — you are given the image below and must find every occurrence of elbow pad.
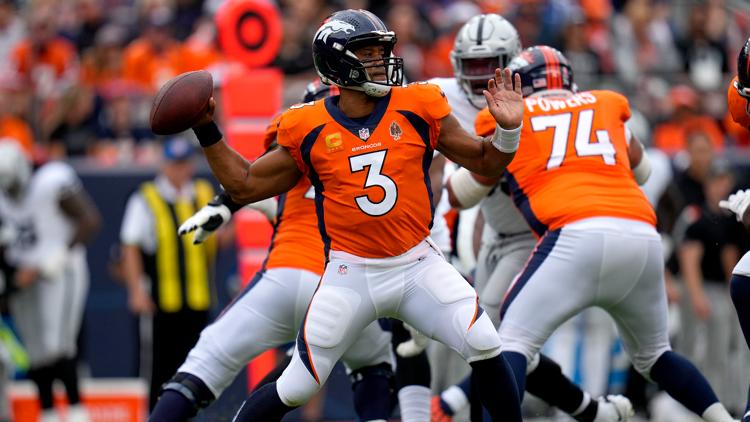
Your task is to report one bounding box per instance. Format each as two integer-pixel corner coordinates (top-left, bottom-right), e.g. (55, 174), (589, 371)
(448, 168), (494, 209)
(632, 152), (652, 185)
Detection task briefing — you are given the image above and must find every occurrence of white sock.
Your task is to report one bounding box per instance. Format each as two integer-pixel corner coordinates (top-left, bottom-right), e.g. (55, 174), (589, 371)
(68, 404), (90, 422)
(40, 409), (58, 422)
(701, 402), (734, 422)
(398, 385), (431, 422)
(440, 385), (469, 414)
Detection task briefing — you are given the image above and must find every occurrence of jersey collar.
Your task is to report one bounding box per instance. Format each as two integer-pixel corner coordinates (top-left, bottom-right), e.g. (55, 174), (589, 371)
(324, 92), (392, 141)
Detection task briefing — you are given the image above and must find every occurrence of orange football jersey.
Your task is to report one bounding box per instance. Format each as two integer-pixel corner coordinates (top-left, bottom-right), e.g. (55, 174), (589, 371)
(475, 90), (656, 236)
(277, 83), (451, 258)
(728, 76), (750, 129)
(258, 118), (325, 275)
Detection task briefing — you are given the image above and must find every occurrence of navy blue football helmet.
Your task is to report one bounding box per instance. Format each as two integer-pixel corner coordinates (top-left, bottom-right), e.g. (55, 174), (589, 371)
(312, 9), (403, 97)
(736, 38), (750, 98)
(507, 45), (574, 97)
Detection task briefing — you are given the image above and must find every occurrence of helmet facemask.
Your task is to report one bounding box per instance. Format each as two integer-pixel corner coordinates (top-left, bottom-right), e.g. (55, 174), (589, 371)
(342, 38), (404, 97)
(455, 54), (511, 108)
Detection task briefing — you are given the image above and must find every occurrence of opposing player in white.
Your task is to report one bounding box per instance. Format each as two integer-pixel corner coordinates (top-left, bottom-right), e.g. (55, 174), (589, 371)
(0, 141), (100, 422)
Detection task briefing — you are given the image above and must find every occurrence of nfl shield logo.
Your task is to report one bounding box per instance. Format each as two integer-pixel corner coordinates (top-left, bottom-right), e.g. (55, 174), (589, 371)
(358, 128), (370, 140)
(338, 264), (348, 275)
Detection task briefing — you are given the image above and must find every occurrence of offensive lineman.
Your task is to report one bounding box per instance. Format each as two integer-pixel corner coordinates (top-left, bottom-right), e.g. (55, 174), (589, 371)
(0, 140), (101, 422)
(477, 46), (737, 422)
(399, 14), (633, 422)
(185, 8), (524, 421)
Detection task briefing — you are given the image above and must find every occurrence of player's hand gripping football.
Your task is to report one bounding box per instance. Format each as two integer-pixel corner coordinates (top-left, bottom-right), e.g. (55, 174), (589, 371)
(719, 189), (750, 222)
(483, 68), (524, 130)
(178, 202), (231, 244)
(192, 97), (216, 128)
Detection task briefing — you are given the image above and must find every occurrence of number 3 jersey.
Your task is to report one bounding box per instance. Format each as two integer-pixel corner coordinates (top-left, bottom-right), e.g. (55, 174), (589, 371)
(475, 90), (655, 237)
(277, 83), (451, 258)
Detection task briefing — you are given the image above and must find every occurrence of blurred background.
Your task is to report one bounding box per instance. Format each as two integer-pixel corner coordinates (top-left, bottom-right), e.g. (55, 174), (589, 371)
(0, 0), (749, 421)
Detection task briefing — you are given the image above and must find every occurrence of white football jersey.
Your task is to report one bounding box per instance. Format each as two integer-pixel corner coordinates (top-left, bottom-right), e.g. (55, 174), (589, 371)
(428, 77), (529, 236)
(0, 161), (83, 269)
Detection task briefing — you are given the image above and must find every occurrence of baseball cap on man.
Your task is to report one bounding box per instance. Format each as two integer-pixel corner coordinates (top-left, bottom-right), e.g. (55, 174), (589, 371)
(163, 137), (196, 161)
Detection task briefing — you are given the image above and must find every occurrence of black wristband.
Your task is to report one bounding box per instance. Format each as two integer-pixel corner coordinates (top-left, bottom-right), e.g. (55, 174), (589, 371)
(208, 191), (244, 214)
(193, 121), (223, 148)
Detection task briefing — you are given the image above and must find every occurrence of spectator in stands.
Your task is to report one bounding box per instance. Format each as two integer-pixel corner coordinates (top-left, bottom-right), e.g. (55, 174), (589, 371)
(422, 1), (480, 79)
(274, 0), (332, 74)
(653, 84), (725, 155)
(0, 74), (33, 157)
(48, 85), (97, 157)
(560, 10), (604, 90)
(181, 17), (222, 73)
(611, 0), (681, 88)
(80, 24), (128, 89)
(93, 82), (155, 163)
(386, 4), (429, 82)
(0, 0), (24, 74)
(674, 130), (716, 208)
(676, 159), (744, 410)
(71, 0), (107, 54)
(119, 137), (219, 410)
(675, 2), (729, 92)
(11, 4), (79, 149)
(122, 8), (182, 92)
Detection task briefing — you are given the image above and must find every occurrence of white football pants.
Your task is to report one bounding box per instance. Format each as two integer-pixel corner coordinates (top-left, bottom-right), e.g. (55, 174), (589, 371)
(276, 238), (502, 407)
(498, 217), (672, 377)
(178, 267), (392, 398)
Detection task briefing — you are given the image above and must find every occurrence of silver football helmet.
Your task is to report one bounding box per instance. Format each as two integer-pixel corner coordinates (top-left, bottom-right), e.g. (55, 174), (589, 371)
(451, 14), (522, 108)
(0, 140), (31, 199)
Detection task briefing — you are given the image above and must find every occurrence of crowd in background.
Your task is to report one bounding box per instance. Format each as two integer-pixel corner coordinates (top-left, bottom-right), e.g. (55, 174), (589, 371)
(1, 0), (750, 419)
(0, 0), (747, 164)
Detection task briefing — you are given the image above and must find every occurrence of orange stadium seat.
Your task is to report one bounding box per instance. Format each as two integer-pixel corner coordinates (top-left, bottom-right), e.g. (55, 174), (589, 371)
(225, 120), (269, 161)
(235, 208), (273, 250)
(220, 65), (283, 117)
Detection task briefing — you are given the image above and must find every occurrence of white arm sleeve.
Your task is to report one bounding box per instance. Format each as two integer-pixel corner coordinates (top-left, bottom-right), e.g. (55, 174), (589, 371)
(448, 167), (494, 209)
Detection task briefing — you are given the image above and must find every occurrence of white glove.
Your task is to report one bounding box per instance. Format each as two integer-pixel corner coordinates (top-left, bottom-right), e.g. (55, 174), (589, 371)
(178, 203), (231, 244)
(40, 247), (68, 279)
(245, 197), (278, 223)
(719, 189), (750, 222)
(395, 323), (429, 358)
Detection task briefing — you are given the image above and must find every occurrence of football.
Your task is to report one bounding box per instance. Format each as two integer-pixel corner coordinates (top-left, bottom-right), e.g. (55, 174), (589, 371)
(150, 70), (214, 135)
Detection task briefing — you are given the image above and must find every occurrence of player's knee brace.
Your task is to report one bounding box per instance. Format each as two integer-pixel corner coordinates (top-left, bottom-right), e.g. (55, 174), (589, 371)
(161, 372), (215, 410)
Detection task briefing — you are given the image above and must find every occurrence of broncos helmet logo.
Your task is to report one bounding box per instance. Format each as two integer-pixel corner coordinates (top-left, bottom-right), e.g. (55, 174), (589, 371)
(315, 20), (356, 44)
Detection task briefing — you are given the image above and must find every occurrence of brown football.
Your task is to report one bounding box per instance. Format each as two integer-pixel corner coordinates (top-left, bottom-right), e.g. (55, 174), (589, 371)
(150, 70), (213, 135)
